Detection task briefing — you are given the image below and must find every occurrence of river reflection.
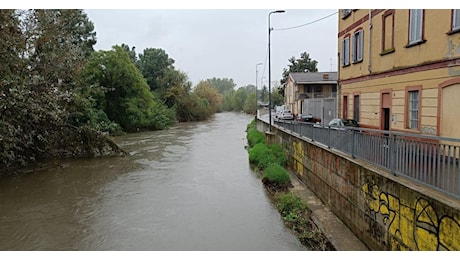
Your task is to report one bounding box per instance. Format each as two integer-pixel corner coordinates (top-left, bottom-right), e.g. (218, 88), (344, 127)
(0, 112), (305, 250)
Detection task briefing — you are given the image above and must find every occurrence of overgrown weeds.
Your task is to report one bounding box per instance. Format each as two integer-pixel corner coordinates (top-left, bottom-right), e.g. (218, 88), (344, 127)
(245, 119), (335, 251)
(274, 192), (334, 251)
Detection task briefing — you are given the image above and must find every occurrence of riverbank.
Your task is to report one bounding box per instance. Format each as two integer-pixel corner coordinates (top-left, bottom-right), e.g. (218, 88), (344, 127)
(287, 170), (369, 251)
(245, 119), (368, 251)
(245, 119), (334, 250)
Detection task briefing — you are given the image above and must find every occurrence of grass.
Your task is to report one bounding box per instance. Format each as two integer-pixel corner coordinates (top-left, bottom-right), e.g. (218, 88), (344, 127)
(263, 163), (291, 185)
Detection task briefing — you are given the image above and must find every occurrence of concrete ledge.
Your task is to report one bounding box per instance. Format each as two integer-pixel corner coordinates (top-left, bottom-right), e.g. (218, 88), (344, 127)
(289, 171), (369, 251)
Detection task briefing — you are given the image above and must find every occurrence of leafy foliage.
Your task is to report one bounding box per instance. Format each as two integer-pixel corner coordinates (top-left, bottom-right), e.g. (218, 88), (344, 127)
(137, 47), (175, 93)
(82, 46), (176, 132)
(0, 9), (115, 169)
(268, 143), (287, 166)
(246, 129), (265, 148)
(275, 192), (308, 217)
(279, 51), (318, 95)
(263, 164), (291, 185)
(274, 192), (334, 250)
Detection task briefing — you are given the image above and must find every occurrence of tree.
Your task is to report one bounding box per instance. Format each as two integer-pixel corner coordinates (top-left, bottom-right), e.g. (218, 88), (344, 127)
(193, 80), (223, 117)
(279, 51), (318, 95)
(137, 48), (175, 93)
(206, 77), (236, 95)
(243, 92), (257, 114)
(0, 9), (120, 168)
(83, 46), (175, 132)
(120, 43), (137, 63)
(231, 87), (248, 112)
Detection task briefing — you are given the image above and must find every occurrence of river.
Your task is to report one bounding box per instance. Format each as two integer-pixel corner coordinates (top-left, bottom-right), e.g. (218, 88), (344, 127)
(0, 112), (305, 250)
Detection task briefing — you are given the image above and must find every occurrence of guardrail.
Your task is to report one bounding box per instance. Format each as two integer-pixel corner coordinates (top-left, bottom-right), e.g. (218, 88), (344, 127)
(274, 119), (460, 199)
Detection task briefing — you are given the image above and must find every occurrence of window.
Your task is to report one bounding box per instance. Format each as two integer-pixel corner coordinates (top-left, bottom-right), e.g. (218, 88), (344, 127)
(408, 90), (419, 129)
(343, 95), (348, 118)
(342, 9), (352, 19)
(341, 36), (350, 66)
(409, 9), (424, 45)
(353, 95), (360, 122)
(352, 30), (364, 63)
(453, 9), (460, 31)
(381, 10), (395, 55)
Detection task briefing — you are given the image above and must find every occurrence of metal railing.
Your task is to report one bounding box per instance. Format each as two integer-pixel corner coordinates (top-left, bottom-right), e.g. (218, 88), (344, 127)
(274, 119), (460, 198)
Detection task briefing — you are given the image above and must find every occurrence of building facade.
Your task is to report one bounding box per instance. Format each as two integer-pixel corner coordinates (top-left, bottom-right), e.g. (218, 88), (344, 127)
(338, 9), (460, 138)
(285, 72), (337, 124)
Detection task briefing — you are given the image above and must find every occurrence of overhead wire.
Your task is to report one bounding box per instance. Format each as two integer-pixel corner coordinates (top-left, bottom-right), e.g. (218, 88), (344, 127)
(260, 11), (338, 85)
(273, 11), (338, 31)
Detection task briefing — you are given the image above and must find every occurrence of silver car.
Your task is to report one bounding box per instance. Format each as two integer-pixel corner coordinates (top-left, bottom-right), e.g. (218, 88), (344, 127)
(279, 110), (294, 120)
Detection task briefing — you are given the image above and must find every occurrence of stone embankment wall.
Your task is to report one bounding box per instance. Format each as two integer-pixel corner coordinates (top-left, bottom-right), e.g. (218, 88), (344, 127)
(257, 118), (460, 250)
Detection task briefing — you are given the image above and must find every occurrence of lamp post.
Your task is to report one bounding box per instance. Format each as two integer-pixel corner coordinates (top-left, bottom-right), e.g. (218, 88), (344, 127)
(268, 10), (285, 132)
(255, 62), (262, 116)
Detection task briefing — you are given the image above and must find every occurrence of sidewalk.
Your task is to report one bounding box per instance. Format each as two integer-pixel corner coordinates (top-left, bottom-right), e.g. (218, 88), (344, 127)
(288, 171), (369, 251)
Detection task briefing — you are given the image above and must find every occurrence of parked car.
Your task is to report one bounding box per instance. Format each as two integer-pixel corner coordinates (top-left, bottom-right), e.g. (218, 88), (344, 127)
(297, 114), (321, 123)
(328, 118), (359, 130)
(278, 110), (294, 120)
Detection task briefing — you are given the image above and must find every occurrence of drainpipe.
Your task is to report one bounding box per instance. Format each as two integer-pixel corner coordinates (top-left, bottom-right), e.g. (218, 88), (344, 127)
(368, 9), (373, 73)
(337, 51), (341, 118)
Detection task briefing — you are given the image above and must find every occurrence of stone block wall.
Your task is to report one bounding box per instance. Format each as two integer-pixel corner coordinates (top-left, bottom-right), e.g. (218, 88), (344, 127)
(258, 119), (460, 250)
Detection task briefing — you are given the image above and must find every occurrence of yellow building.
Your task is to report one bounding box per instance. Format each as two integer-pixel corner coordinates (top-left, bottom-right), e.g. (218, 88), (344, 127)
(338, 9), (460, 138)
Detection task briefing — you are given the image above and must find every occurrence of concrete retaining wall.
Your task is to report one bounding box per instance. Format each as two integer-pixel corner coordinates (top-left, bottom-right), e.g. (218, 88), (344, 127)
(257, 118), (460, 250)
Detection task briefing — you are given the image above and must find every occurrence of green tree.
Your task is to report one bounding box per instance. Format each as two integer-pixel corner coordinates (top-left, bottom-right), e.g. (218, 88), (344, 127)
(219, 89), (235, 112)
(271, 84), (285, 106)
(0, 9), (116, 168)
(120, 43), (137, 63)
(207, 77), (236, 95)
(83, 46), (175, 132)
(193, 80), (223, 117)
(279, 51), (318, 95)
(231, 87), (248, 112)
(137, 48), (175, 94)
(243, 92), (257, 114)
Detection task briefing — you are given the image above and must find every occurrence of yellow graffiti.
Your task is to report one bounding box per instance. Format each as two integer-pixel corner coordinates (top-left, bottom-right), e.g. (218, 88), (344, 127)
(292, 141), (304, 176)
(361, 181), (460, 251)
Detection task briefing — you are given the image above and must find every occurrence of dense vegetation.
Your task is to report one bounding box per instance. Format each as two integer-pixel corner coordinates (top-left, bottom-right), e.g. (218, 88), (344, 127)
(245, 119), (289, 189)
(245, 119), (334, 250)
(0, 9), (283, 171)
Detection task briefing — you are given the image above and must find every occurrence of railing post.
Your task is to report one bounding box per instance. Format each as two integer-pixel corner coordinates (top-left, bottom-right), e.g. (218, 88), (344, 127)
(390, 133), (397, 176)
(351, 129), (355, 158)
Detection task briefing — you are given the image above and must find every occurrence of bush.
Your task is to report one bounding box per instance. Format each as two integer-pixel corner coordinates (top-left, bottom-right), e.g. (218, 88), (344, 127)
(268, 143), (286, 166)
(249, 143), (277, 170)
(263, 163), (291, 185)
(246, 119), (265, 148)
(247, 128), (265, 148)
(275, 192), (308, 218)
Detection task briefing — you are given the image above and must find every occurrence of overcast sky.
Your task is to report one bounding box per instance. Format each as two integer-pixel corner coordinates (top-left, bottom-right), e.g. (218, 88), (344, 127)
(8, 1), (455, 88)
(83, 9), (338, 88)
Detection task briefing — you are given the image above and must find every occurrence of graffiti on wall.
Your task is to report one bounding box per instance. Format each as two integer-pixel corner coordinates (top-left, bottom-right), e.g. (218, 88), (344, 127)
(361, 176), (460, 250)
(292, 141), (304, 176)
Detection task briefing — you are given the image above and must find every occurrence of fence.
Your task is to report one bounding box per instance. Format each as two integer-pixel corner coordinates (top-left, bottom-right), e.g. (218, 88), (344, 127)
(274, 119), (460, 199)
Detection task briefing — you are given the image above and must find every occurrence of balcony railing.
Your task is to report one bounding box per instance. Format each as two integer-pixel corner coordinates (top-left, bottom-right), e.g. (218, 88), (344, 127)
(296, 91), (336, 100)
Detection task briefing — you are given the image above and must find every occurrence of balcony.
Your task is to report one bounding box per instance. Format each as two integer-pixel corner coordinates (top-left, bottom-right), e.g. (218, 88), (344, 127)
(296, 91), (336, 100)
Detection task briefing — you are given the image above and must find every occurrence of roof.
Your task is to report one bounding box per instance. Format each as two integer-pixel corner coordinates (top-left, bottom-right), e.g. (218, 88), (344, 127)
(289, 72), (338, 84)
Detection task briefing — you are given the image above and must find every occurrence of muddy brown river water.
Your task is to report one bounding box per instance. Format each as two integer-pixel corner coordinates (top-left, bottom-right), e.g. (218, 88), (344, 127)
(0, 112), (305, 250)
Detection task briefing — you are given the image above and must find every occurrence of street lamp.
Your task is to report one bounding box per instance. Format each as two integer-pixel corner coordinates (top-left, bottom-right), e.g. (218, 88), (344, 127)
(268, 10), (285, 132)
(255, 62), (263, 117)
